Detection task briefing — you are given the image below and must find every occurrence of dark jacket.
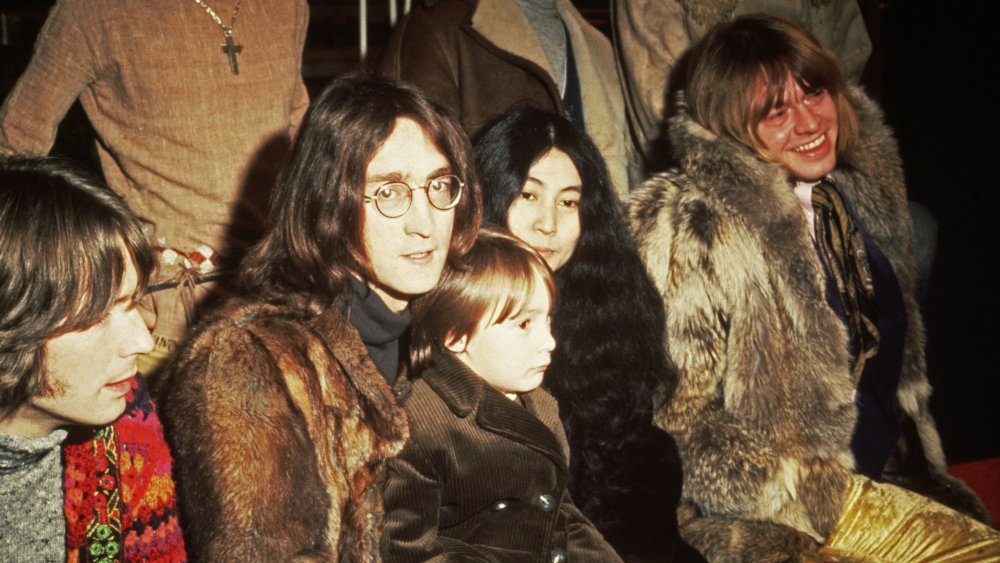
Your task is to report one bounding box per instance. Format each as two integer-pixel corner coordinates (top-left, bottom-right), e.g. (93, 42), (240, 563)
(158, 299), (409, 562)
(378, 0), (634, 196)
(628, 88), (988, 558)
(381, 350), (622, 562)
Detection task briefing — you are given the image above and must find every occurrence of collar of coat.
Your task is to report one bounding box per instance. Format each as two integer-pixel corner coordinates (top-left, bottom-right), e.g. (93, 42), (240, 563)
(423, 0), (630, 195)
(419, 349), (568, 469)
(661, 85), (911, 300)
(463, 0), (624, 123)
(422, 0), (569, 66)
(307, 302), (410, 444)
(221, 299), (410, 452)
(673, 86), (906, 233)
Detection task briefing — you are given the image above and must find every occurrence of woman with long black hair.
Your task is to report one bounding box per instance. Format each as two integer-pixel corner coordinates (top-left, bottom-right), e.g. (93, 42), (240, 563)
(475, 106), (702, 562)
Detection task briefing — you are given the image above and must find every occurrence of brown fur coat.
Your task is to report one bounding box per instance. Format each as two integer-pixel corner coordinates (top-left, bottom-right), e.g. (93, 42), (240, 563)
(628, 88), (985, 558)
(157, 299), (409, 562)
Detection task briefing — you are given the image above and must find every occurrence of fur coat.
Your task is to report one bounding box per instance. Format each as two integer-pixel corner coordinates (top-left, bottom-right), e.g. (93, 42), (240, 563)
(628, 88), (986, 557)
(157, 298), (409, 562)
(382, 349), (621, 562)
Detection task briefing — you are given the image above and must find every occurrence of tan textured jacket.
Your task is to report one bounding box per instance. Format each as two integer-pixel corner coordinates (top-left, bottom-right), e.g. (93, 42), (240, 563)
(0, 0), (310, 253)
(158, 299), (409, 562)
(379, 0), (636, 196)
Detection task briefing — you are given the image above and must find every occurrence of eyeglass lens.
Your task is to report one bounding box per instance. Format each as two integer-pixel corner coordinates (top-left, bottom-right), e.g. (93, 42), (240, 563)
(375, 175), (462, 217)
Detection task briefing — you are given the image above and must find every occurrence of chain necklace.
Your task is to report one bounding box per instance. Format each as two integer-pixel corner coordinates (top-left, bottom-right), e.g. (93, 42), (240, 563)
(193, 0), (244, 75)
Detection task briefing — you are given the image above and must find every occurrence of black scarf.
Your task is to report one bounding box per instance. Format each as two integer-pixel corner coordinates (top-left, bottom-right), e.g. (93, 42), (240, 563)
(343, 278), (411, 384)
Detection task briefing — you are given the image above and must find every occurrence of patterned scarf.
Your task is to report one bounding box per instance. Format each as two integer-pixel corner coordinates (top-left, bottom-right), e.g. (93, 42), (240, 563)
(812, 180), (880, 382)
(62, 376), (186, 562)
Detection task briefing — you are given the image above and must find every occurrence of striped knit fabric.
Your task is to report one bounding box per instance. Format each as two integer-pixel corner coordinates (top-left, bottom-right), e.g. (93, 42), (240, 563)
(62, 376), (186, 562)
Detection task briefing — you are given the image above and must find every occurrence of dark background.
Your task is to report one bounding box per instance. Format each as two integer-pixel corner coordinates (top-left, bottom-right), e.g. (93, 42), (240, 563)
(874, 3), (999, 463)
(1, 1), (996, 462)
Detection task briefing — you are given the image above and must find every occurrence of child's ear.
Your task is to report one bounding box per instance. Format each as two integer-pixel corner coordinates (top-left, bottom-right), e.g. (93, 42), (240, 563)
(444, 332), (468, 354)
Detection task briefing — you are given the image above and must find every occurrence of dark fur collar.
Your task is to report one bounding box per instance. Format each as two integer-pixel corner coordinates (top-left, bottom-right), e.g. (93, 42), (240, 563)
(665, 86), (910, 301)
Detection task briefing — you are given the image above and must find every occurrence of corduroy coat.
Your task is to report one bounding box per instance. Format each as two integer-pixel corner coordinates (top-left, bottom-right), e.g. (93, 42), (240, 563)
(157, 299), (409, 562)
(378, 0), (634, 197)
(628, 88), (985, 556)
(381, 350), (621, 562)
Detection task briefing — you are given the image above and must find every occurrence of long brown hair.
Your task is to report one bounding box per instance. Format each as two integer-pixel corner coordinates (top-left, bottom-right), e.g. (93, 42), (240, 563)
(241, 74), (482, 312)
(0, 156), (154, 417)
(410, 227), (556, 372)
(685, 14), (860, 162)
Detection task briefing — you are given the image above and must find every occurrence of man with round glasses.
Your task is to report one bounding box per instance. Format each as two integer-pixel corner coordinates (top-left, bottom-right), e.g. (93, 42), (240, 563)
(157, 75), (482, 560)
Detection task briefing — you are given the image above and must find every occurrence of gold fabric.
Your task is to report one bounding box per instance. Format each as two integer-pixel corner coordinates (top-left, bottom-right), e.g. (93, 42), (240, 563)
(820, 475), (1000, 562)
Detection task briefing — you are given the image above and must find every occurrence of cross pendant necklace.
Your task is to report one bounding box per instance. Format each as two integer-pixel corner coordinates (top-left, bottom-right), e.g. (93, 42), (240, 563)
(193, 0), (243, 75)
(221, 31), (242, 75)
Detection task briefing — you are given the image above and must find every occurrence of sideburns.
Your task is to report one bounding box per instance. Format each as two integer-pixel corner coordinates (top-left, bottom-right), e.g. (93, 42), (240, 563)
(35, 373), (68, 399)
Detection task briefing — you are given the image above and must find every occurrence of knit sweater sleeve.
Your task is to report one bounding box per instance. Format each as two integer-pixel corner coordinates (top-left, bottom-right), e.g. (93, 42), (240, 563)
(0, 430), (67, 562)
(0, 0), (103, 155)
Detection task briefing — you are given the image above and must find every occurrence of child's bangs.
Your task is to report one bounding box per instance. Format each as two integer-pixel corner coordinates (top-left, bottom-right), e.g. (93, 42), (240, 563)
(481, 267), (538, 327)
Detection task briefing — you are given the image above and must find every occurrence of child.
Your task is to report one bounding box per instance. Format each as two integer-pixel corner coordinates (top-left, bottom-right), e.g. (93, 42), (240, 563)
(381, 227), (622, 562)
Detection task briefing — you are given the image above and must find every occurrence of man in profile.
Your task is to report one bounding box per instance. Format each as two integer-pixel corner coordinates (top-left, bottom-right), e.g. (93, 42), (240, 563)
(0, 156), (186, 561)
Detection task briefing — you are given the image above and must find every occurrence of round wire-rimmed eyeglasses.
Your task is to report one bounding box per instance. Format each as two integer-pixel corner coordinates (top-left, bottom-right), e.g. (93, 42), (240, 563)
(363, 174), (465, 218)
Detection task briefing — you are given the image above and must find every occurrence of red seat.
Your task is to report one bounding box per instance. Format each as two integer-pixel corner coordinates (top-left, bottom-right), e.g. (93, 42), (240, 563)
(949, 457), (1000, 524)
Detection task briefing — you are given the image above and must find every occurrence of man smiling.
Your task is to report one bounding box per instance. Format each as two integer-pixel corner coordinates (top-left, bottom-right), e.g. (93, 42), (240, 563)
(0, 156), (185, 561)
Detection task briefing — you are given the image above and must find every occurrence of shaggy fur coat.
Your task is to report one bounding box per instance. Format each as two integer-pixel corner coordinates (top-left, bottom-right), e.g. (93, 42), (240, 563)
(629, 88), (985, 557)
(157, 299), (409, 562)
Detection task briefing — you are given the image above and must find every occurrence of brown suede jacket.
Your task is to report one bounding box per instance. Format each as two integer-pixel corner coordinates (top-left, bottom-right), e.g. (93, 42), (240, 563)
(379, 0), (635, 196)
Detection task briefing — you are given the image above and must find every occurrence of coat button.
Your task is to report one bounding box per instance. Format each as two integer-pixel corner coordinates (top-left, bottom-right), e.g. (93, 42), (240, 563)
(549, 547), (567, 562)
(491, 500), (509, 512)
(534, 493), (556, 512)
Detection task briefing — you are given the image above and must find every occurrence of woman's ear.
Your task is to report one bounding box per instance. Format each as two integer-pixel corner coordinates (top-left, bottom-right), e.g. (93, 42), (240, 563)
(444, 332), (468, 354)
